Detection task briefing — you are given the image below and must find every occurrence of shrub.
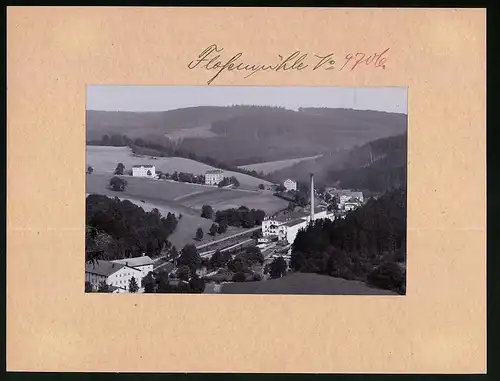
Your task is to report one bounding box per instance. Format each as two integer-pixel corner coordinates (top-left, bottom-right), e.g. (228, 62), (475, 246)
(367, 262), (405, 294)
(232, 272), (246, 282)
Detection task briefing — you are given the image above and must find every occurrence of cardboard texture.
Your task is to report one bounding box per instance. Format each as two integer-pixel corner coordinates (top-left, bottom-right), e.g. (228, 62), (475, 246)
(6, 7), (486, 373)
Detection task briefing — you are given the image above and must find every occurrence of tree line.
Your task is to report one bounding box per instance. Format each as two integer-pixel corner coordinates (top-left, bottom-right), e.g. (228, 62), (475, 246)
(290, 188), (406, 294)
(214, 206), (266, 229)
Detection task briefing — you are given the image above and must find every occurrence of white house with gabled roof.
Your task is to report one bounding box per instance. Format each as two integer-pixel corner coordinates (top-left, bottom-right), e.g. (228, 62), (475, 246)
(132, 165), (156, 178)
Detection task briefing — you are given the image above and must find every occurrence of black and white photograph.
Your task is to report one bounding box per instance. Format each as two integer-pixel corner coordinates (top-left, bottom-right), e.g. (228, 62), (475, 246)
(85, 86), (408, 295)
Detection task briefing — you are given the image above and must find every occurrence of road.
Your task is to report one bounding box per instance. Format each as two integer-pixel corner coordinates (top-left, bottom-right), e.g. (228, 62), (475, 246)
(196, 226), (261, 250)
(199, 238), (254, 257)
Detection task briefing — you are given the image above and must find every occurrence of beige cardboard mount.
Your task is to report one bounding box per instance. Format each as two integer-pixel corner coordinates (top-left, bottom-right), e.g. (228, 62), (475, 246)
(7, 7), (486, 373)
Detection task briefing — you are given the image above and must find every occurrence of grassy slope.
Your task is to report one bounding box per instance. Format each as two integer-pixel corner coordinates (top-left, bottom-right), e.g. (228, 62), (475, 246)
(86, 173), (287, 248)
(86, 145), (272, 189)
(220, 272), (397, 295)
(238, 155), (323, 174)
(101, 195), (246, 250)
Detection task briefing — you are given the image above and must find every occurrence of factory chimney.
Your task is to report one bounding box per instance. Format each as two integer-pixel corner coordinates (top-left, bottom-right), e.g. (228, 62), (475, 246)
(310, 173), (315, 222)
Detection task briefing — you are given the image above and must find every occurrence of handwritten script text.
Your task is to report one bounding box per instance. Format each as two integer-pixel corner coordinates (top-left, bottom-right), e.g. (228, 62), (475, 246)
(188, 44), (390, 85)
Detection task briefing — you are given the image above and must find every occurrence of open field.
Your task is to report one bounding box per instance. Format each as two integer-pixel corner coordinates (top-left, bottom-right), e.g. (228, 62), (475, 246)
(238, 155), (323, 174)
(86, 173), (284, 248)
(174, 188), (288, 214)
(86, 146), (272, 189)
(87, 173), (286, 214)
(86, 173), (202, 212)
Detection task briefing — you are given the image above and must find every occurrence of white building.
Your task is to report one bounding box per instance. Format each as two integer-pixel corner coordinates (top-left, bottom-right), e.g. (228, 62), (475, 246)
(262, 208), (335, 244)
(111, 255), (154, 279)
(132, 165), (156, 178)
(85, 260), (144, 292)
(278, 218), (309, 244)
(283, 179), (297, 192)
(205, 169), (224, 186)
(344, 201), (360, 212)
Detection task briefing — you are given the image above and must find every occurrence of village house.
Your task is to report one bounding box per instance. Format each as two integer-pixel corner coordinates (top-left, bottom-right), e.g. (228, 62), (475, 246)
(205, 169), (224, 185)
(85, 260), (144, 292)
(283, 179), (297, 192)
(111, 255), (154, 279)
(132, 165), (156, 178)
(325, 188), (364, 207)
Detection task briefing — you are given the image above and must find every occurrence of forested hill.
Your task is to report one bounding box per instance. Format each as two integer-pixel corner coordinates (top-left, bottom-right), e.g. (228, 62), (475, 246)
(86, 106), (407, 166)
(269, 133), (407, 195)
(290, 188), (407, 294)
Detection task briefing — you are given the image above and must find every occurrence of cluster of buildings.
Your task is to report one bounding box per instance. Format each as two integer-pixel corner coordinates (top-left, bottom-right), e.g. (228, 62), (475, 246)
(132, 164), (227, 188)
(85, 255), (154, 293)
(261, 174), (334, 245)
(325, 187), (364, 211)
(261, 207), (335, 245)
(132, 165), (156, 178)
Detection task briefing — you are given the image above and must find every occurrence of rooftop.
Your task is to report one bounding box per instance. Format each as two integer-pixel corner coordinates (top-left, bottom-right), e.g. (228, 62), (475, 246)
(111, 256), (153, 267)
(132, 165), (154, 168)
(326, 188), (363, 197)
(85, 260), (124, 277)
(206, 169), (223, 174)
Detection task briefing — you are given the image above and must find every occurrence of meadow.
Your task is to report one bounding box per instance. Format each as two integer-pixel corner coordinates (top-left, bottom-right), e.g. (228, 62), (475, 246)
(86, 146), (272, 189)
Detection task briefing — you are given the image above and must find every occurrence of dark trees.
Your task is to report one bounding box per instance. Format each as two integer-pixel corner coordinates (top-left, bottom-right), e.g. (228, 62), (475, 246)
(214, 207), (266, 228)
(114, 163), (125, 175)
(195, 227), (204, 241)
(128, 277), (139, 293)
(142, 273), (156, 293)
(189, 275), (206, 292)
(85, 281), (93, 293)
(87, 166), (94, 174)
(217, 221), (228, 234)
(232, 272), (246, 282)
(177, 265), (191, 281)
(367, 262), (405, 294)
(290, 188), (406, 291)
(170, 246), (179, 263)
(269, 257), (287, 278)
(178, 244), (201, 272)
(258, 184), (265, 190)
(251, 230), (263, 239)
(209, 223), (218, 236)
(201, 205), (214, 220)
(86, 194), (178, 260)
(97, 281), (109, 293)
(209, 250), (232, 269)
(109, 176), (128, 191)
(237, 246), (264, 265)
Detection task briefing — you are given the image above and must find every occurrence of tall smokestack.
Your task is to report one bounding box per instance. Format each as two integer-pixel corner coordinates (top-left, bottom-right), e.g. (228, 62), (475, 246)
(310, 173), (315, 222)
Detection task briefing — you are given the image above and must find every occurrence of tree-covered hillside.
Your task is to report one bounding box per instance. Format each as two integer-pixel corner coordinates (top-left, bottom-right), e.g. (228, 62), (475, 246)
(87, 106), (407, 166)
(269, 133), (407, 195)
(291, 188), (406, 293)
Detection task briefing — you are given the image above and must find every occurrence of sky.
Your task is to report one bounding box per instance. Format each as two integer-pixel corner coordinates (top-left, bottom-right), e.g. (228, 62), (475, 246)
(86, 86), (408, 114)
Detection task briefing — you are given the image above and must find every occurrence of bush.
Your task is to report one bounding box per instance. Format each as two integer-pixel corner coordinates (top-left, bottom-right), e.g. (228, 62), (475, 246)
(232, 272), (246, 282)
(367, 262), (405, 294)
